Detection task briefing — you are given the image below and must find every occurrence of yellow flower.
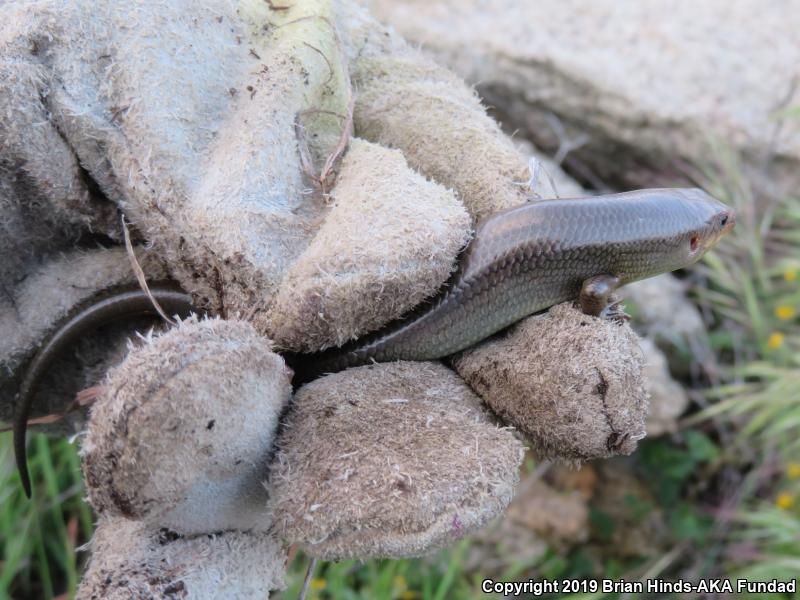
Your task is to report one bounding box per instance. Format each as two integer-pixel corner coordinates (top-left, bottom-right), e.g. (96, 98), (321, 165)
(400, 591), (419, 600)
(785, 268), (798, 282)
(394, 575), (408, 591)
(788, 463), (800, 479)
(775, 305), (796, 320)
(767, 332), (784, 349)
(311, 578), (327, 591)
(776, 492), (795, 510)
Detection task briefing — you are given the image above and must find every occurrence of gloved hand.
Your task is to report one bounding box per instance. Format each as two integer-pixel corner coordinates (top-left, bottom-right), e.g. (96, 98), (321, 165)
(0, 0), (649, 597)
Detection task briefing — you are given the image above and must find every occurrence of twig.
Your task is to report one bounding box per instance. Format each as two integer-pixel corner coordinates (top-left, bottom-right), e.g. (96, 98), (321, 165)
(619, 542), (690, 600)
(265, 0), (292, 11)
(293, 82), (354, 195)
(303, 41), (334, 85)
(525, 157), (560, 199)
(545, 112), (589, 166)
(294, 118), (318, 183)
(0, 386), (104, 433)
(121, 215), (176, 326)
(298, 108), (348, 121)
(280, 14), (354, 194)
(298, 557), (317, 600)
(318, 95), (354, 193)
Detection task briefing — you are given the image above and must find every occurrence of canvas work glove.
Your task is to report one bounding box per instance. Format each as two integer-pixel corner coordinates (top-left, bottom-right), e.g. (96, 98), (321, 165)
(0, 0), (649, 597)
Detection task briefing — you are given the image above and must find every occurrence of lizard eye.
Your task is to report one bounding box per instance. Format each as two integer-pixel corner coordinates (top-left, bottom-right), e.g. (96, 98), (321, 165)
(690, 235), (699, 252)
(720, 215), (728, 227)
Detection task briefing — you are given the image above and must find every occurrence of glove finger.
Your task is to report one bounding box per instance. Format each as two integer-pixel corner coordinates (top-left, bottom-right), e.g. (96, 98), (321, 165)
(260, 138), (471, 352)
(269, 361), (524, 560)
(338, 2), (531, 223)
(77, 517), (285, 600)
(453, 303), (648, 461)
(82, 318), (291, 534)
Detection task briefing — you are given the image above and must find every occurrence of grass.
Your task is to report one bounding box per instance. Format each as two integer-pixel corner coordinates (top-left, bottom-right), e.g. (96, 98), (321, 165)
(682, 140), (800, 593)
(278, 542), (482, 600)
(0, 435), (91, 600)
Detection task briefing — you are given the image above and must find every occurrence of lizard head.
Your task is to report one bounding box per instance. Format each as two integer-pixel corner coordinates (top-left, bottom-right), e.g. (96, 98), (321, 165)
(680, 188), (736, 263)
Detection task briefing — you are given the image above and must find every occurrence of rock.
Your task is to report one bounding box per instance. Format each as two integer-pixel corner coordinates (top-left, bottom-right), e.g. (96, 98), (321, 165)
(589, 460), (669, 557)
(464, 513), (548, 576)
(504, 477), (589, 544)
(624, 274), (715, 379)
(639, 338), (689, 437)
(465, 462), (592, 574)
(624, 274), (706, 343)
(367, 0), (800, 198)
(545, 463), (598, 502)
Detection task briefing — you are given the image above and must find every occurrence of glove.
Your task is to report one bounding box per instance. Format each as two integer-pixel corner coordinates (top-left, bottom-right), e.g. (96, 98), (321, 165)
(0, 0), (649, 597)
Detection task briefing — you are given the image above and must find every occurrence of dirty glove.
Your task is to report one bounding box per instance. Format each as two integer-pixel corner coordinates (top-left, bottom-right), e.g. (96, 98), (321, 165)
(0, 0), (649, 597)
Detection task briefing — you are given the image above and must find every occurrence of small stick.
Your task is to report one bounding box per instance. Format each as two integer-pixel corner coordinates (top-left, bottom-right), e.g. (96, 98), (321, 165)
(121, 215), (177, 326)
(0, 386), (104, 433)
(303, 41), (335, 85)
(298, 557), (318, 600)
(266, 0), (292, 10)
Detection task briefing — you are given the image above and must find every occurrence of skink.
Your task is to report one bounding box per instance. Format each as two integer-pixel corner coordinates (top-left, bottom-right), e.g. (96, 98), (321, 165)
(292, 188), (734, 381)
(13, 285), (194, 498)
(13, 187), (734, 496)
